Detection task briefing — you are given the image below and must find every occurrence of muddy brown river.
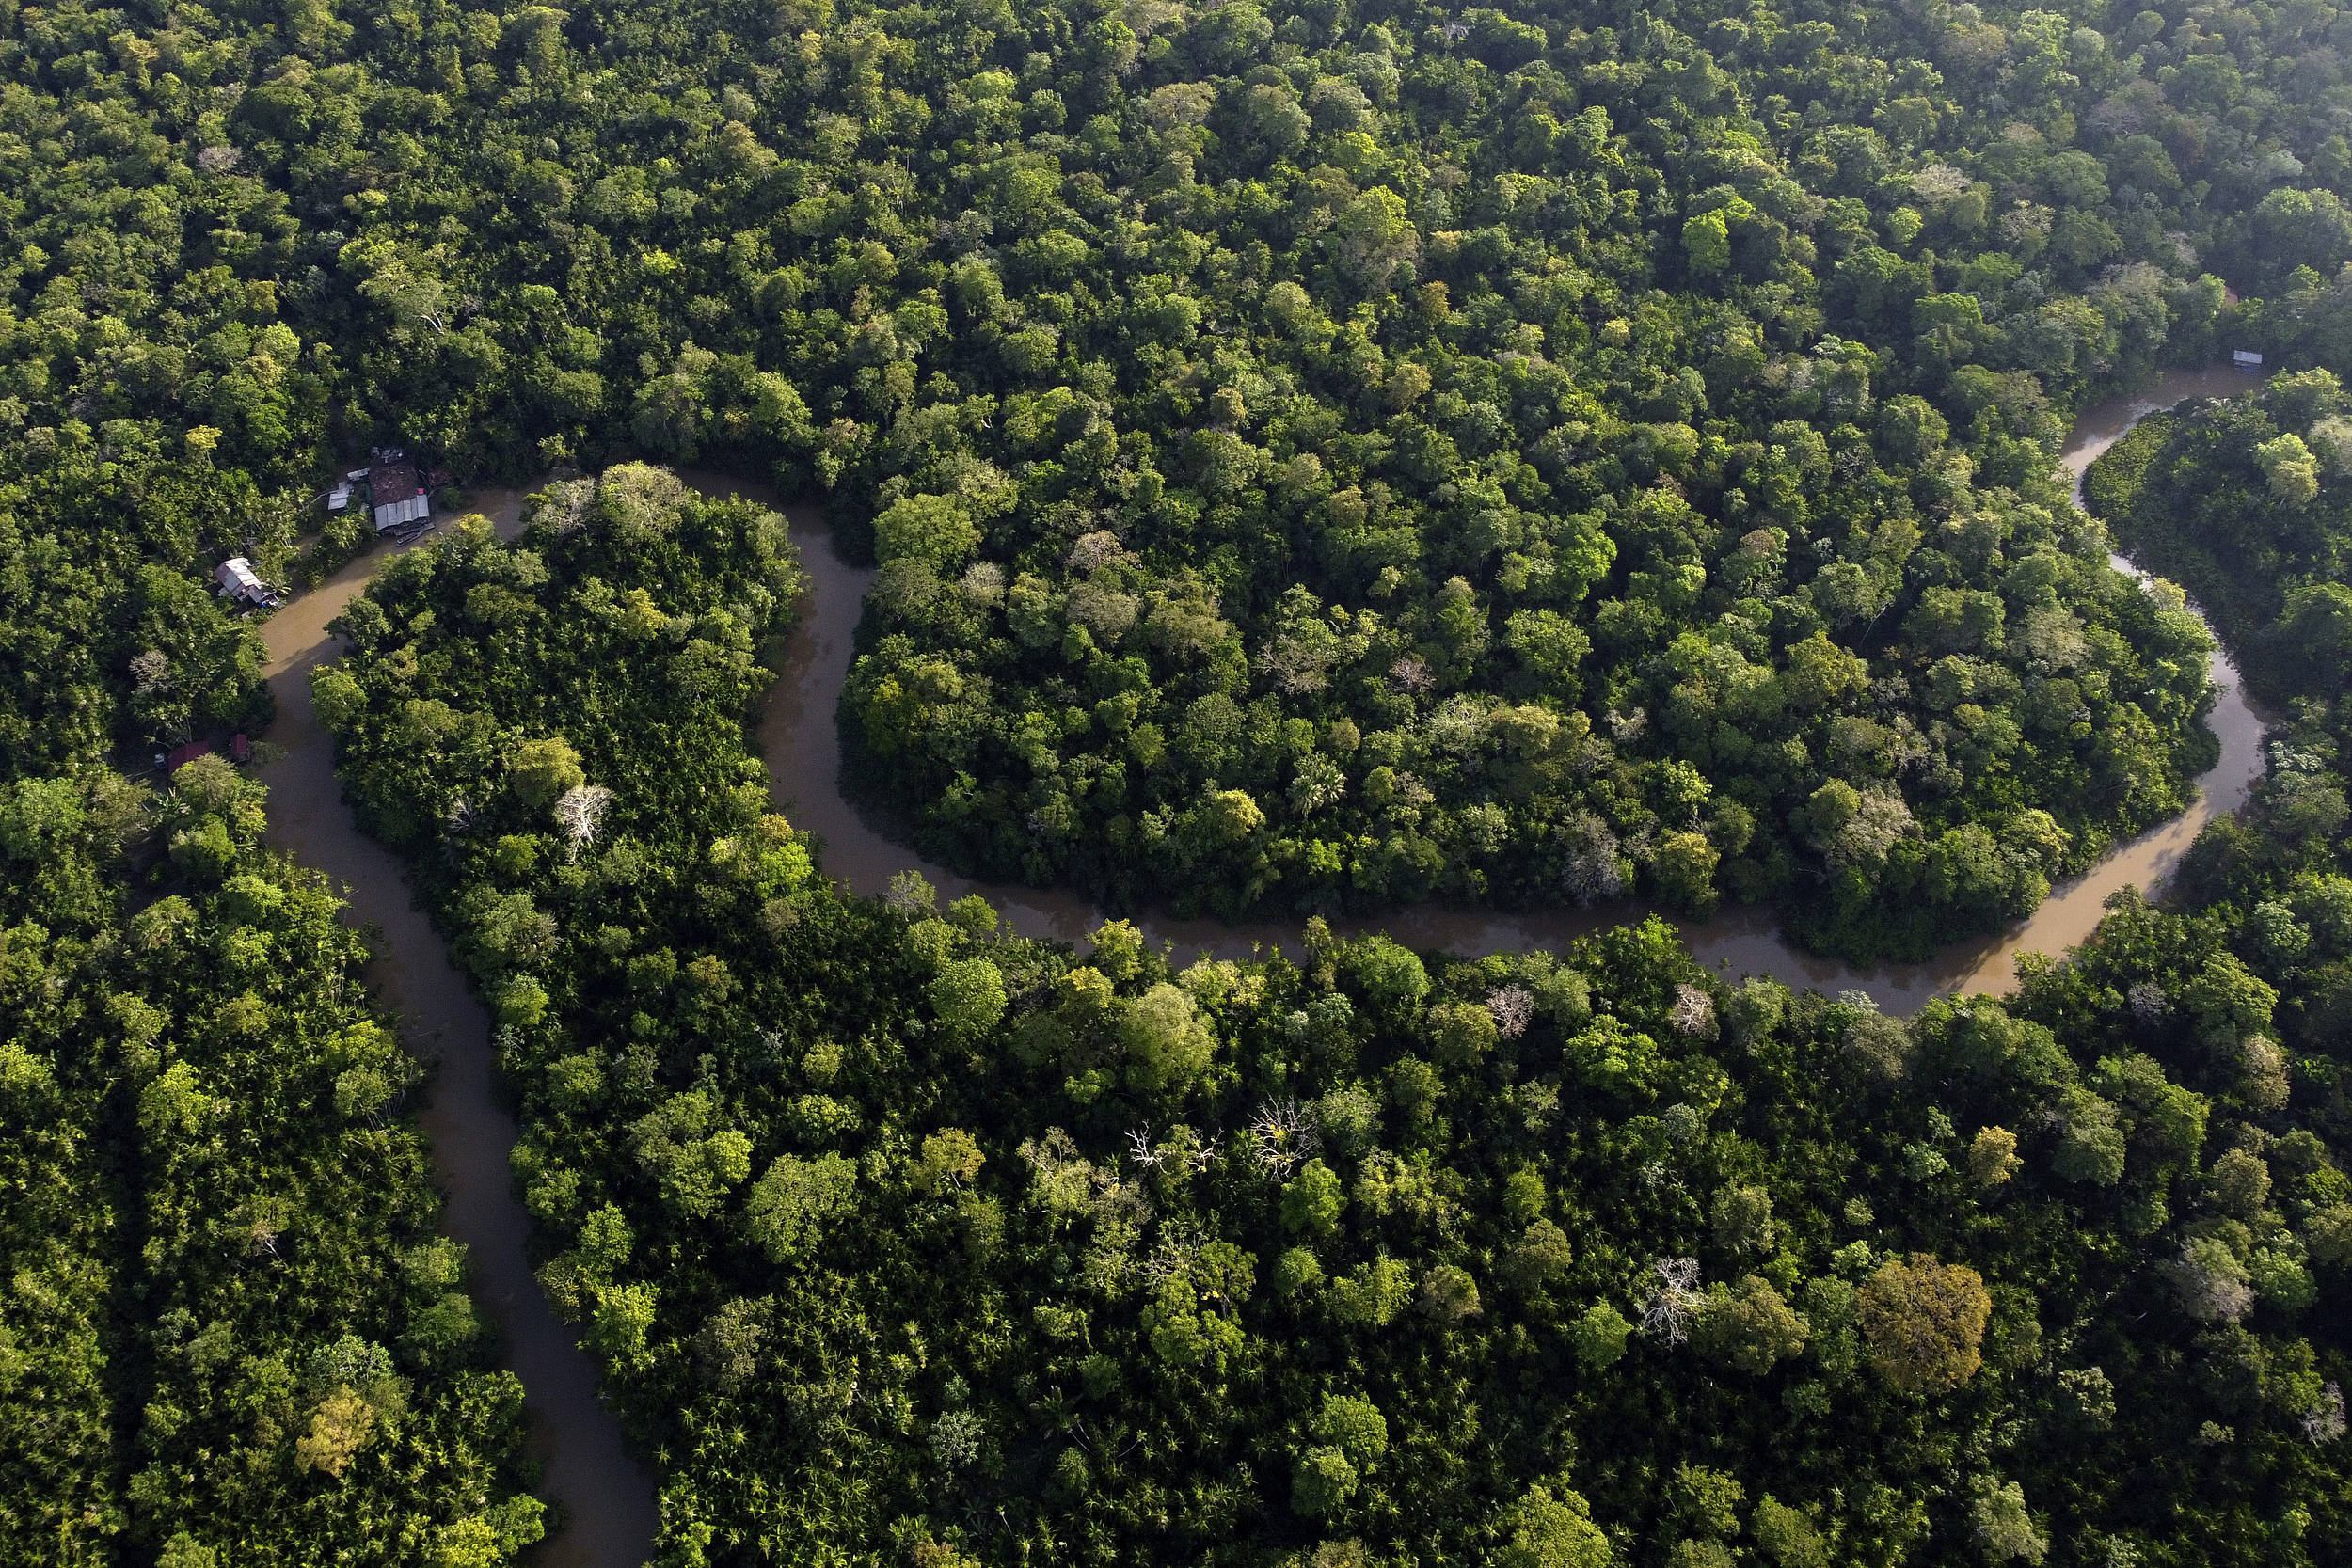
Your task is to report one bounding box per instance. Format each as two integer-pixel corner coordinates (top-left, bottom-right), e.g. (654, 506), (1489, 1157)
(248, 367), (2265, 1563)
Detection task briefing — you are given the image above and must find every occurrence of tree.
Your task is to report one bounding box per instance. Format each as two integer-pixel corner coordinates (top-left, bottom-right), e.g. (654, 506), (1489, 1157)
(1653, 832), (1721, 914)
(873, 493), (982, 571)
(1684, 210), (1732, 275)
(1120, 983), (1216, 1096)
(589, 1281), (660, 1365)
(1328, 1258), (1413, 1327)
(1966, 1127), (2021, 1186)
(1281, 1159), (1344, 1239)
(2208, 1148), (2272, 1218)
(311, 665), (369, 732)
(552, 784), (615, 860)
(746, 1153), (857, 1261)
(138, 1062), (216, 1141)
(1418, 1264), (1483, 1323)
(1293, 1393), (1388, 1516)
(1751, 1497), (1829, 1568)
(1495, 1481), (1613, 1568)
(1501, 1220), (1573, 1296)
(913, 1129), (985, 1195)
(1845, 1009), (1915, 1082)
(630, 1092), (753, 1219)
(1692, 1275), (1807, 1375)
(2163, 1237), (2253, 1323)
(930, 957), (1009, 1040)
(1344, 937), (1428, 1015)
(1857, 1255), (1991, 1394)
(1709, 1186), (1777, 1257)
(511, 737), (585, 810)
(1970, 1479), (2048, 1564)
(2050, 1088), (2125, 1186)
(1571, 1303), (1633, 1369)
(1429, 1001), (1499, 1066)
(294, 1387), (377, 1479)
(494, 974), (550, 1029)
(2255, 434), (2321, 504)
(1669, 1464), (1744, 1539)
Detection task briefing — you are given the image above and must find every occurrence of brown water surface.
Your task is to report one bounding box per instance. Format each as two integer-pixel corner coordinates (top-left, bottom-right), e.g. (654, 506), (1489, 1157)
(749, 367), (2276, 1009)
(254, 491), (657, 1568)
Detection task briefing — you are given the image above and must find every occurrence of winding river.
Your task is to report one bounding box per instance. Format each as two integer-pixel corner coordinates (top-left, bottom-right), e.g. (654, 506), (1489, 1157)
(246, 365), (2265, 1563)
(754, 362), (2274, 1010)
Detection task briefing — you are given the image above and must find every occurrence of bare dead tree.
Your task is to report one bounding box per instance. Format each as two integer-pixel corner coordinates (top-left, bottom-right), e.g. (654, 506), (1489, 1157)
(1486, 984), (1535, 1039)
(1641, 1257), (1702, 1345)
(129, 649), (173, 695)
(1248, 1098), (1319, 1177)
(1126, 1126), (1163, 1170)
(553, 783), (616, 861)
(1671, 983), (1717, 1038)
(2304, 1383), (2346, 1444)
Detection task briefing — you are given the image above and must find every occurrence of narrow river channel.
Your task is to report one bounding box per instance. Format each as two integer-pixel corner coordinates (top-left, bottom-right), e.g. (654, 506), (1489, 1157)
(244, 365), (2267, 1564)
(254, 493), (657, 1568)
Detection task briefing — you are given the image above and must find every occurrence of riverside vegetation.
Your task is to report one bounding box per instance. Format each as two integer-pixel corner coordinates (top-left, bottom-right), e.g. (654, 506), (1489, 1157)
(0, 773), (543, 1553)
(10, 0), (2352, 1561)
(307, 467), (2352, 1565)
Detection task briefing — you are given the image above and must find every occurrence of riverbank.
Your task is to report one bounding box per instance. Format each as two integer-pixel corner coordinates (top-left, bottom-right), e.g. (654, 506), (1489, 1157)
(747, 366), (2276, 1010)
(252, 493), (657, 1568)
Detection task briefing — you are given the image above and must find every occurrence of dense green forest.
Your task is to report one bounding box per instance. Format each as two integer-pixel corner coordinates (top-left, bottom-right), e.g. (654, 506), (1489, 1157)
(0, 105), (542, 1549)
(21, 0), (2352, 949)
(2086, 365), (2352, 1067)
(12, 0), (2352, 1560)
(316, 467), (2352, 1566)
(0, 752), (543, 1562)
(0, 427), (276, 776)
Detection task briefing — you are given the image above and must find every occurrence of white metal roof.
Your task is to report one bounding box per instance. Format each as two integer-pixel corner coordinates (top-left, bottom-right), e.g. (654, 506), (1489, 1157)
(215, 557), (268, 597)
(373, 492), (430, 530)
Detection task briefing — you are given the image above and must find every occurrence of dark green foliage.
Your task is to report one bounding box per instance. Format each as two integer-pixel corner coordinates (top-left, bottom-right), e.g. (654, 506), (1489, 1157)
(17, 0), (2352, 1559)
(2090, 368), (2352, 713)
(0, 763), (537, 1563)
(322, 477), (2350, 1566)
(768, 0), (2246, 956)
(0, 428), (272, 772)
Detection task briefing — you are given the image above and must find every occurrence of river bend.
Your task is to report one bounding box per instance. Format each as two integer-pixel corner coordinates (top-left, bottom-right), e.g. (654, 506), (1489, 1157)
(751, 363), (2273, 1011)
(255, 494), (658, 1568)
(245, 367), (2266, 1563)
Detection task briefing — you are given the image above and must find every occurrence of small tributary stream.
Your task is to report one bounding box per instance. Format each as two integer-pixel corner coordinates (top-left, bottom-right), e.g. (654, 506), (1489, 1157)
(247, 367), (2268, 1563)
